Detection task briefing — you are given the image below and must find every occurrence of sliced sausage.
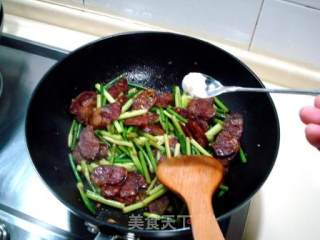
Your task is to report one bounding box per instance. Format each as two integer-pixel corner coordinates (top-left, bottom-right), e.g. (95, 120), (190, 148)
(91, 166), (128, 187)
(186, 119), (208, 147)
(141, 124), (165, 135)
(174, 107), (189, 118)
(69, 91), (97, 124)
(212, 131), (240, 157)
(97, 144), (108, 159)
(148, 195), (170, 215)
(116, 95), (128, 107)
(212, 113), (244, 158)
(108, 78), (128, 98)
(155, 92), (173, 108)
(90, 102), (121, 129)
(223, 113), (244, 139)
(73, 127), (108, 162)
(181, 124), (192, 137)
(114, 195), (137, 205)
(72, 145), (85, 164)
(102, 185), (121, 198)
(187, 98), (215, 120)
(119, 172), (147, 198)
(169, 136), (178, 151)
(132, 89), (157, 110)
(196, 118), (209, 132)
(77, 126), (100, 160)
(124, 113), (158, 126)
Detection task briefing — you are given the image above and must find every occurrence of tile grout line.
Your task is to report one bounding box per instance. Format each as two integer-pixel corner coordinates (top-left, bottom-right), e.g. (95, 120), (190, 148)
(248, 0), (265, 51)
(280, 0), (320, 11)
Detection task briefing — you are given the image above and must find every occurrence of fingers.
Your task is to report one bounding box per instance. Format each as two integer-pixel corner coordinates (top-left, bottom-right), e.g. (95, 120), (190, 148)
(314, 96), (320, 108)
(300, 96), (320, 149)
(300, 106), (320, 124)
(305, 124), (320, 149)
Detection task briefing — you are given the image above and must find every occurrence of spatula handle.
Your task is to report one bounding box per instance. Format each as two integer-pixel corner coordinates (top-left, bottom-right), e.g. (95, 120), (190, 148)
(187, 196), (224, 240)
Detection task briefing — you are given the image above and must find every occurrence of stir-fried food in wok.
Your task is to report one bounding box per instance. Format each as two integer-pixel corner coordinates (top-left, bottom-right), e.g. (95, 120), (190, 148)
(67, 74), (245, 217)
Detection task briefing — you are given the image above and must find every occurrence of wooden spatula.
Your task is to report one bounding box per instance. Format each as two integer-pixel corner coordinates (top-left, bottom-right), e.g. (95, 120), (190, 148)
(157, 156), (225, 240)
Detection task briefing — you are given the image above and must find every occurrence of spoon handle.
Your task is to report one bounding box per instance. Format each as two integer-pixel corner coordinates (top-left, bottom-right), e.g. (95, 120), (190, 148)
(224, 86), (320, 96)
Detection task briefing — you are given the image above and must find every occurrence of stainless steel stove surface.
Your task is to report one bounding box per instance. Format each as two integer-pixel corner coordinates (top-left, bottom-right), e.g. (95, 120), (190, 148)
(0, 34), (249, 240)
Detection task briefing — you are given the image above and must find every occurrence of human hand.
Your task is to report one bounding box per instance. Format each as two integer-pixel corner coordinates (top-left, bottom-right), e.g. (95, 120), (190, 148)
(299, 96), (320, 149)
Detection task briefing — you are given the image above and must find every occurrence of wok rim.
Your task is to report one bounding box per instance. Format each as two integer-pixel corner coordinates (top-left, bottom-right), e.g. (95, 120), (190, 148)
(25, 30), (280, 237)
(0, 3), (3, 34)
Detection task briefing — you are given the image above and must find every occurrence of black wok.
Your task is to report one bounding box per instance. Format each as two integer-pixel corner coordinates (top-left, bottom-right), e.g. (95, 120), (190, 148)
(26, 32), (280, 239)
(0, 1), (3, 34)
(0, 3), (3, 97)
(0, 0), (4, 31)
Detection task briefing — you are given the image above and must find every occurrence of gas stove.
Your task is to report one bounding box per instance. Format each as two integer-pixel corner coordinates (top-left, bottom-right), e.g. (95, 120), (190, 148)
(0, 34), (249, 240)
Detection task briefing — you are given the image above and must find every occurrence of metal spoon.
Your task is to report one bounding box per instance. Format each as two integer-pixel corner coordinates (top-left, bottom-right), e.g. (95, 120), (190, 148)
(182, 72), (320, 98)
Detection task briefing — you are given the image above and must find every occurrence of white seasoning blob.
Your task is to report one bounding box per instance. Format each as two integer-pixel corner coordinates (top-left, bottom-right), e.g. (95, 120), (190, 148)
(182, 72), (209, 98)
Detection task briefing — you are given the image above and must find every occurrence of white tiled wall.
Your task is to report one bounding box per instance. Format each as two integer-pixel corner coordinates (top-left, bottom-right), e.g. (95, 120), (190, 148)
(46, 0), (320, 69)
(251, 0), (320, 69)
(82, 0), (320, 69)
(287, 0), (320, 9)
(84, 0), (264, 48)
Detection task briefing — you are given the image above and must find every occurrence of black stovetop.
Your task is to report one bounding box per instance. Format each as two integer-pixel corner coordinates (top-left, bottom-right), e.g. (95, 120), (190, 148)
(0, 34), (249, 240)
